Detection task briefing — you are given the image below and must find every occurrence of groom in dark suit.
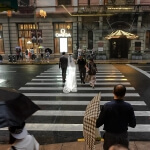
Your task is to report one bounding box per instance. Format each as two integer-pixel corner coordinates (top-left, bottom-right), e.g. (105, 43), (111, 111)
(59, 52), (68, 82)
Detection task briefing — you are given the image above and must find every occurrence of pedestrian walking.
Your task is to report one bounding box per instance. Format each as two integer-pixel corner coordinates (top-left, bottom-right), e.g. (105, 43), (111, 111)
(45, 51), (50, 62)
(77, 55), (86, 84)
(96, 84), (136, 150)
(0, 54), (3, 63)
(8, 122), (39, 150)
(59, 52), (68, 82)
(25, 49), (29, 62)
(87, 58), (97, 88)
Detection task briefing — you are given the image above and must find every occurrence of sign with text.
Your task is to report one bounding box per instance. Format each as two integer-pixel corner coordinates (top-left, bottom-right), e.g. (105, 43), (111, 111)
(55, 29), (71, 38)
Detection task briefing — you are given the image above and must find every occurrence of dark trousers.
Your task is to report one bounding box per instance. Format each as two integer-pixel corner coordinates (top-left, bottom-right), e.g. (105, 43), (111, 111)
(62, 67), (67, 81)
(103, 132), (129, 150)
(79, 68), (86, 83)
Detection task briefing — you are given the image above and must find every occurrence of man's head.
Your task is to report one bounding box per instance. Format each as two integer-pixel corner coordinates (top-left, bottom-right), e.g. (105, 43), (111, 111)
(62, 52), (65, 55)
(79, 55), (83, 59)
(113, 84), (126, 99)
(109, 144), (129, 150)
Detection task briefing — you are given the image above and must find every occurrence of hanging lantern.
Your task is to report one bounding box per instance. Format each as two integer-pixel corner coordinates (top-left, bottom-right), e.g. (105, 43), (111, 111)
(7, 10), (12, 17)
(39, 9), (47, 18)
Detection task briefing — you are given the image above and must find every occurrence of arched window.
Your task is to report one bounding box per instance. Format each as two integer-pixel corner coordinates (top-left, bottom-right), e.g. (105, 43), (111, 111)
(88, 30), (93, 49)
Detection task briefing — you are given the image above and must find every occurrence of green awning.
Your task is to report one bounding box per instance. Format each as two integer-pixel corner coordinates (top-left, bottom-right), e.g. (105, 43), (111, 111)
(0, 0), (18, 12)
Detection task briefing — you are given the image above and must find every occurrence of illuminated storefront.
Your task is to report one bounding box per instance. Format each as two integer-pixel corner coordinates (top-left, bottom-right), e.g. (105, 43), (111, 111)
(18, 23), (38, 52)
(54, 23), (73, 54)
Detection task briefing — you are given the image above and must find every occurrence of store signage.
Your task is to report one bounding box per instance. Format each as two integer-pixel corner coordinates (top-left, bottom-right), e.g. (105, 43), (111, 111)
(55, 29), (71, 37)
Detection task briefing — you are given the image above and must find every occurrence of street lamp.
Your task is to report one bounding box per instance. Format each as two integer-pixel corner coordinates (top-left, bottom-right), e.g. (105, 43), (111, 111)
(7, 10), (12, 54)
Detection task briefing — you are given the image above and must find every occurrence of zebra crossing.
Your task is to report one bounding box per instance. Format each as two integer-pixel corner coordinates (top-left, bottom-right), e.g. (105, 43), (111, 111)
(0, 64), (149, 142)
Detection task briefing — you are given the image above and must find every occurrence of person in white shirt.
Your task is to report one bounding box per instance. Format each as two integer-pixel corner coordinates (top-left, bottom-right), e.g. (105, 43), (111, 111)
(8, 122), (39, 150)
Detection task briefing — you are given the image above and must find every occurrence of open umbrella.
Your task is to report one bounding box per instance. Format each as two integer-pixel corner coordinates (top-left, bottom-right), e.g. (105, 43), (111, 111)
(0, 87), (40, 128)
(38, 46), (44, 49)
(15, 46), (21, 52)
(105, 30), (138, 40)
(83, 93), (101, 150)
(45, 48), (52, 54)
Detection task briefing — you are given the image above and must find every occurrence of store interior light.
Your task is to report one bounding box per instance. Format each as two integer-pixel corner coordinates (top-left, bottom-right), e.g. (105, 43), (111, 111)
(0, 79), (5, 84)
(27, 40), (32, 44)
(39, 9), (47, 18)
(107, 7), (133, 10)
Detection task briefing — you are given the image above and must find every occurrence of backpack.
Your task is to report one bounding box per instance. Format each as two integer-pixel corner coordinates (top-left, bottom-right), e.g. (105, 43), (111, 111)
(90, 63), (97, 75)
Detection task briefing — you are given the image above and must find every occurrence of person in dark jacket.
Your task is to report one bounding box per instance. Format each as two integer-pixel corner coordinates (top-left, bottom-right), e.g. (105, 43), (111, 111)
(59, 52), (68, 82)
(96, 84), (136, 150)
(77, 55), (86, 84)
(87, 58), (97, 88)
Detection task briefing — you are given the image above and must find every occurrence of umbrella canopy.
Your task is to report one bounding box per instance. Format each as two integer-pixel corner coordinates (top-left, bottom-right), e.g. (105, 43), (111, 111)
(15, 46), (21, 52)
(105, 30), (138, 40)
(15, 46), (21, 49)
(45, 48), (52, 54)
(83, 93), (101, 150)
(38, 46), (44, 49)
(0, 0), (18, 12)
(0, 87), (40, 128)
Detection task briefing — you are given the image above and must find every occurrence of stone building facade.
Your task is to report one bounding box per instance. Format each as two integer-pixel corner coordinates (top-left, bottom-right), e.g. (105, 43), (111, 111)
(0, 0), (150, 60)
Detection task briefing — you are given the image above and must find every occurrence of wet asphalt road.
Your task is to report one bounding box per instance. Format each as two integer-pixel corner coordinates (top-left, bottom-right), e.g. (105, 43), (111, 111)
(0, 64), (150, 145)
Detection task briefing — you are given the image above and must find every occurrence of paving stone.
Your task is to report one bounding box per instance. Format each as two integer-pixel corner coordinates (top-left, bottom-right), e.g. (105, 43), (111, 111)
(135, 141), (150, 150)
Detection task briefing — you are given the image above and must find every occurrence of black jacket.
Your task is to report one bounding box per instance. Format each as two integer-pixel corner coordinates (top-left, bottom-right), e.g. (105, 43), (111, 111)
(59, 55), (68, 69)
(96, 99), (136, 133)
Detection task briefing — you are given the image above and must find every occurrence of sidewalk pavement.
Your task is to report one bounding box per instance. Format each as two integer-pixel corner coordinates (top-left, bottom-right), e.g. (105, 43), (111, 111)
(1, 58), (150, 65)
(0, 141), (150, 150)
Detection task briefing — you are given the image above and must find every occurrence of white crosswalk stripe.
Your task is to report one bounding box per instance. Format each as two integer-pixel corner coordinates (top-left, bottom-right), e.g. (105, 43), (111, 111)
(19, 87), (135, 90)
(25, 82), (131, 85)
(1, 124), (150, 132)
(31, 78), (127, 81)
(31, 110), (150, 117)
(23, 93), (140, 97)
(32, 100), (146, 106)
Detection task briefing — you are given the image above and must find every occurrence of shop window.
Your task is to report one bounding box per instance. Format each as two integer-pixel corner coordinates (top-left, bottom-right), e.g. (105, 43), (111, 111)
(0, 25), (4, 54)
(54, 23), (73, 54)
(58, 0), (71, 5)
(18, 0), (29, 6)
(88, 30), (93, 50)
(135, 42), (141, 51)
(18, 23), (38, 52)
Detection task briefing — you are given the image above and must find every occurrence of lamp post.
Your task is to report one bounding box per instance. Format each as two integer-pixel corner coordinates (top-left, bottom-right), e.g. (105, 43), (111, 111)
(7, 10), (12, 54)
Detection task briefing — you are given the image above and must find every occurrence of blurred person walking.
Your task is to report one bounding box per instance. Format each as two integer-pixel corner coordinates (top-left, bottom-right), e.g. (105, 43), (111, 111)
(77, 55), (86, 84)
(87, 58), (97, 88)
(59, 52), (68, 83)
(96, 84), (136, 150)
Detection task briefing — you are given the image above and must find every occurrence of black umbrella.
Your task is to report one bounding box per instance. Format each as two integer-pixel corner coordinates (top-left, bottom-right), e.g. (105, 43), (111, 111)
(45, 48), (52, 54)
(0, 87), (40, 128)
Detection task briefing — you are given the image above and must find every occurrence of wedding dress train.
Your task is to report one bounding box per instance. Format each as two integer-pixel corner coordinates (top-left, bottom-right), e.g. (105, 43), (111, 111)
(63, 55), (77, 93)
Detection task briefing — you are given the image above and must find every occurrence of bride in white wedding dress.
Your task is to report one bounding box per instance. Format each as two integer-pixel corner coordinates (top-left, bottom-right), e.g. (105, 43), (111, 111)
(63, 54), (77, 93)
